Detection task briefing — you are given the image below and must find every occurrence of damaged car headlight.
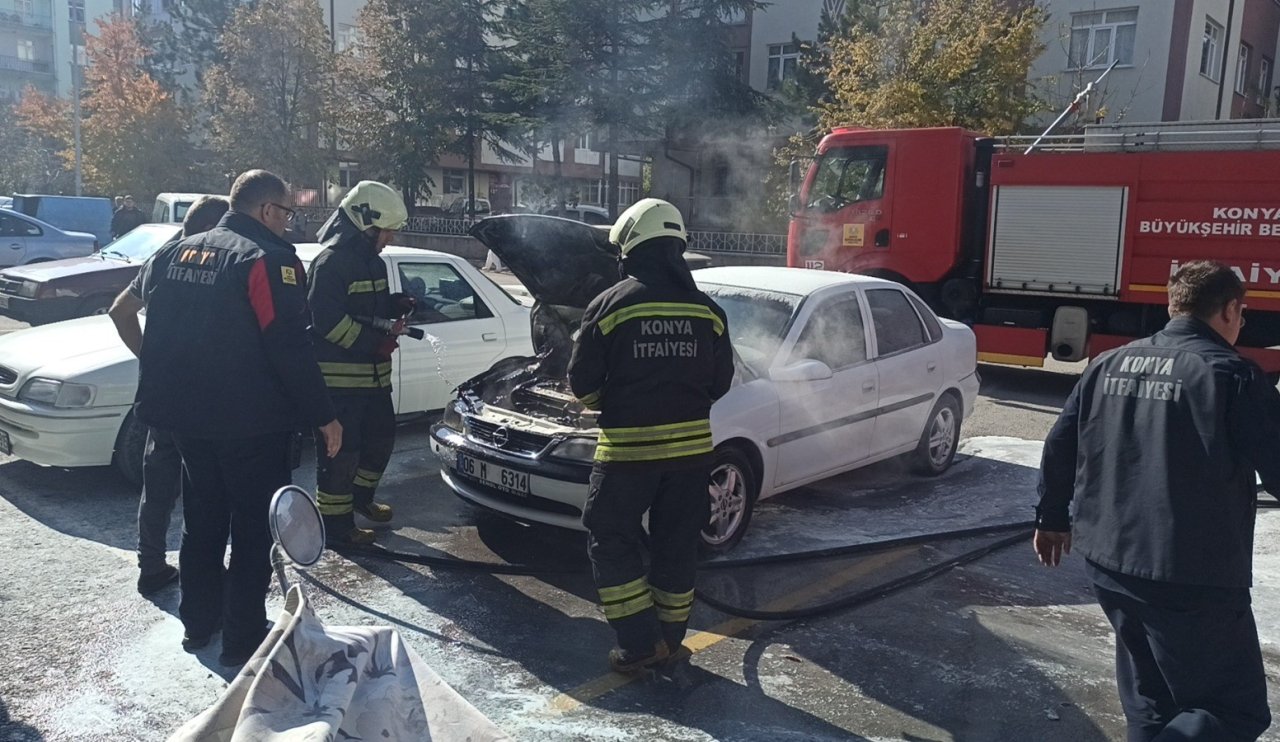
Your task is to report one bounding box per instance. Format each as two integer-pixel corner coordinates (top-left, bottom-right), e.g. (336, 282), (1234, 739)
(441, 401), (465, 431)
(17, 280), (40, 299)
(550, 436), (597, 462)
(18, 378), (96, 408)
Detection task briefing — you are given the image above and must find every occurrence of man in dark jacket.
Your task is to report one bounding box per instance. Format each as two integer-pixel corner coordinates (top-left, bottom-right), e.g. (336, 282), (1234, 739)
(1036, 260), (1280, 741)
(132, 169), (341, 667)
(111, 195), (146, 239)
(308, 181), (413, 546)
(569, 198), (734, 674)
(108, 194), (231, 596)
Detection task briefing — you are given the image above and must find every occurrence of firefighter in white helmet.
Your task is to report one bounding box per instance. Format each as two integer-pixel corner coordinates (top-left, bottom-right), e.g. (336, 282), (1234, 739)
(568, 199), (735, 673)
(308, 181), (414, 546)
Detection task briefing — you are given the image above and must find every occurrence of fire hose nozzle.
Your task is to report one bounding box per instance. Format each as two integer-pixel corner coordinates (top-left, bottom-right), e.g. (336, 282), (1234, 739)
(355, 315), (426, 341)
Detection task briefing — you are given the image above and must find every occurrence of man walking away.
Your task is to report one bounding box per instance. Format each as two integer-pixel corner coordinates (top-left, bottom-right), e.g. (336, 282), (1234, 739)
(111, 195), (146, 239)
(1036, 260), (1280, 741)
(308, 181), (413, 546)
(131, 170), (341, 667)
(108, 195), (231, 595)
(569, 198), (734, 674)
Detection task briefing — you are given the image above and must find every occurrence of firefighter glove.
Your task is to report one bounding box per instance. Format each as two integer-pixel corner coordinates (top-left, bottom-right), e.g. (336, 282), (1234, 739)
(390, 292), (417, 317)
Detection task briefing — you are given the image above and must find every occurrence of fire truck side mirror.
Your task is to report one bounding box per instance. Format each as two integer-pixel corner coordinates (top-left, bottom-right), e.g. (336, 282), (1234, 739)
(788, 193), (801, 216)
(788, 160), (801, 190)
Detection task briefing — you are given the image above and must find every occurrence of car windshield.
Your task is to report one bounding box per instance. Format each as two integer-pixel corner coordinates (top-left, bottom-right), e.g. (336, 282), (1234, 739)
(805, 145), (888, 212)
(102, 224), (182, 262)
(700, 283), (802, 374)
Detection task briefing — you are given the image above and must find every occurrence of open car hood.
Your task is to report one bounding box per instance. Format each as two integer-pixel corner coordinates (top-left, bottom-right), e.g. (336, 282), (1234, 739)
(469, 215), (619, 308)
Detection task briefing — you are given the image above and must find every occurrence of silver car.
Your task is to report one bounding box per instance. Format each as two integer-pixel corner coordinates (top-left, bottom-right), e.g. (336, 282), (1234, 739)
(0, 209), (97, 267)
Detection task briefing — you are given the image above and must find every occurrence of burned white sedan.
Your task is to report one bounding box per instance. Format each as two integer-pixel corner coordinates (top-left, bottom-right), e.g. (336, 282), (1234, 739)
(430, 215), (980, 550)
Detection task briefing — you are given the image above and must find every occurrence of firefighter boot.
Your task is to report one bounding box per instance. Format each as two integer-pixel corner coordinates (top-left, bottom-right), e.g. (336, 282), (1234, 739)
(323, 514), (376, 547)
(608, 641), (670, 674)
(354, 501), (394, 523)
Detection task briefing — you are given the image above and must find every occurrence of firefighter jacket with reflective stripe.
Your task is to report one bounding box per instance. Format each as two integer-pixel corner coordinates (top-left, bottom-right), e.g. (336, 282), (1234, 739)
(1037, 316), (1280, 588)
(307, 225), (399, 394)
(133, 212), (335, 439)
(567, 253), (733, 463)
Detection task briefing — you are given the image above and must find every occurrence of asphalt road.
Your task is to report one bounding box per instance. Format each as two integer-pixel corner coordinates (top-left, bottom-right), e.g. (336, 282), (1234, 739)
(2, 301), (1279, 741)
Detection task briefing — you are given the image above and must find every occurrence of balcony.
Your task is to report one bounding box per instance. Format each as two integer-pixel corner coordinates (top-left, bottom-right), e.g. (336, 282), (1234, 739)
(0, 54), (51, 74)
(0, 9), (52, 30)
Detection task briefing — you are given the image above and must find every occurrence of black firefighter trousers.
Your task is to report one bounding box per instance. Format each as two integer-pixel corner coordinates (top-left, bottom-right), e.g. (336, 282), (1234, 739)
(582, 457), (711, 654)
(316, 393), (396, 533)
(174, 431), (291, 654)
(1094, 580), (1271, 742)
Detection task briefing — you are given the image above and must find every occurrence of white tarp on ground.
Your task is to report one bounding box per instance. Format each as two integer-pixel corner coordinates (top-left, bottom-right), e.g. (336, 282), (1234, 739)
(170, 585), (511, 742)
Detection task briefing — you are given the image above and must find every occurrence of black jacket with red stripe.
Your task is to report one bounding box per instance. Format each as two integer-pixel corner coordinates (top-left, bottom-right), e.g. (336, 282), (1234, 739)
(133, 211), (335, 438)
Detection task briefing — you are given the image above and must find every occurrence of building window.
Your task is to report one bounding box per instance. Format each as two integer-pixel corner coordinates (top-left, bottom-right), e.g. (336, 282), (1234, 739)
(1236, 43), (1251, 94)
(68, 0), (83, 23)
(1068, 8), (1137, 69)
(336, 23), (357, 52)
(337, 162), (360, 189)
(618, 180), (639, 206)
(732, 50), (746, 82)
(16, 39), (33, 61)
(767, 42), (800, 90)
(1260, 57), (1273, 106)
(575, 131), (596, 150)
(1201, 18), (1223, 81)
(14, 0), (31, 15)
(443, 169), (465, 195)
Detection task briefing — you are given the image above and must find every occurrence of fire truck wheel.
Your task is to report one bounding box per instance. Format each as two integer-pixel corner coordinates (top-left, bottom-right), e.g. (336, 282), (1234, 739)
(701, 445), (759, 554)
(910, 394), (961, 476)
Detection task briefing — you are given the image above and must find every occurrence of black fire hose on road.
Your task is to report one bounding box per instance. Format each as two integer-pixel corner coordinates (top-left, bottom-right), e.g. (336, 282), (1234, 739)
(332, 521), (1036, 622)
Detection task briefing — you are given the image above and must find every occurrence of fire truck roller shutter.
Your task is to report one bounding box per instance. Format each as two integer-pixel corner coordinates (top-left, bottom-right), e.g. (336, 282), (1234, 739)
(1051, 306), (1089, 362)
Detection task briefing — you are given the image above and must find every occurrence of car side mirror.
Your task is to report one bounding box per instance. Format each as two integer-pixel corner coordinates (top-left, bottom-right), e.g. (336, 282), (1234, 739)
(769, 359), (833, 382)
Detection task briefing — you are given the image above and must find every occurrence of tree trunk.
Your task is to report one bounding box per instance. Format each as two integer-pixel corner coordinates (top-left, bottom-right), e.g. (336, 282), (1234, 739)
(552, 129), (565, 214)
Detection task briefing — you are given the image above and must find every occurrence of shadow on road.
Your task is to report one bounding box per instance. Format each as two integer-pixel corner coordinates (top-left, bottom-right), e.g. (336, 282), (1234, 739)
(0, 694), (44, 741)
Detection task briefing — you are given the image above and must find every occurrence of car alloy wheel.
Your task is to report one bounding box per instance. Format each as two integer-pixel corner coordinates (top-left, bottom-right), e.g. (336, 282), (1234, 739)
(911, 395), (961, 476)
(927, 406), (956, 467)
(702, 446), (758, 552)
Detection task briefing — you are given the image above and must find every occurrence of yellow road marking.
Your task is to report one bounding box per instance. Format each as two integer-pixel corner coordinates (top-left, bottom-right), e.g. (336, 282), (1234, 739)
(545, 547), (913, 715)
(1131, 283), (1280, 300)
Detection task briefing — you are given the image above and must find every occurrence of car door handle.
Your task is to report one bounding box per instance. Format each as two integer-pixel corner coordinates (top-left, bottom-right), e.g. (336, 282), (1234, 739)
(862, 381), (876, 392)
(481, 332), (498, 342)
(7, 243), (19, 249)
(927, 362), (938, 373)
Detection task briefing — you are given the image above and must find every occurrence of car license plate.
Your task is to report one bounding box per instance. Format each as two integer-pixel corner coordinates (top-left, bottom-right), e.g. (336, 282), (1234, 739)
(0, 429), (11, 455)
(455, 452), (529, 496)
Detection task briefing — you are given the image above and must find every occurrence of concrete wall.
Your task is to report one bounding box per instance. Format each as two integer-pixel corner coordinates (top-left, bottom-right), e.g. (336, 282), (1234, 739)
(1179, 0), (1244, 119)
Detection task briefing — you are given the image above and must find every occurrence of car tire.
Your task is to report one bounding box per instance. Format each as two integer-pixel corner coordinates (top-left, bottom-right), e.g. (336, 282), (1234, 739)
(701, 445), (759, 554)
(113, 412), (147, 486)
(911, 394), (961, 476)
(78, 294), (113, 317)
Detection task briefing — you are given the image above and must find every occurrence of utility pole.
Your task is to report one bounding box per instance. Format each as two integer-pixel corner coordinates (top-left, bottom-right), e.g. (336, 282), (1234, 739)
(71, 49), (83, 196)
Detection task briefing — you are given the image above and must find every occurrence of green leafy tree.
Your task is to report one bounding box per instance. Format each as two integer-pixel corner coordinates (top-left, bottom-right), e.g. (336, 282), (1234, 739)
(819, 0), (1047, 133)
(79, 16), (192, 202)
(138, 0), (237, 100)
(204, 0), (335, 187)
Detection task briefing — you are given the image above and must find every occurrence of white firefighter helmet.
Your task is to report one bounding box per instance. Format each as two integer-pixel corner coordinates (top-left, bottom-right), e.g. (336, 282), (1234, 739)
(609, 198), (687, 256)
(340, 180), (408, 232)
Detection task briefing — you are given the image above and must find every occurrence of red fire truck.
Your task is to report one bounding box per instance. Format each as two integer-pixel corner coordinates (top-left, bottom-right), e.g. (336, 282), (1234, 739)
(786, 121), (1280, 374)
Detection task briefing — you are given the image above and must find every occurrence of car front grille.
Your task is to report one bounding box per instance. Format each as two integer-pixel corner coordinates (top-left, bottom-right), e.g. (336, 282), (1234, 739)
(464, 417), (553, 457)
(0, 365), (16, 385)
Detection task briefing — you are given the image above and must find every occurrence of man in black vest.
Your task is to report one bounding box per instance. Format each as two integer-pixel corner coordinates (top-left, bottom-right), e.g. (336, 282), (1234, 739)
(1037, 260), (1280, 741)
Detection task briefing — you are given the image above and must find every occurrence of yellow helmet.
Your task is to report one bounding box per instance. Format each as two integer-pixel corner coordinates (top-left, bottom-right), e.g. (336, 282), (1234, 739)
(340, 180), (408, 231)
(609, 198), (687, 256)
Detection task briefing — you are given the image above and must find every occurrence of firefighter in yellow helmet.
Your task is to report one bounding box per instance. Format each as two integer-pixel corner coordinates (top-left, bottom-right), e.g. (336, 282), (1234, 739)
(568, 199), (735, 673)
(309, 181), (414, 545)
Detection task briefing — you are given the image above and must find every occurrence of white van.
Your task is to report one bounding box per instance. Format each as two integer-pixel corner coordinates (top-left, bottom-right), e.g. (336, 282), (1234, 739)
(152, 193), (221, 224)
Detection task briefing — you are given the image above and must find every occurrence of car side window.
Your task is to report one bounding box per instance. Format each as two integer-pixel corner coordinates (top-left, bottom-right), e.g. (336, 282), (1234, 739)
(0, 214), (38, 237)
(397, 262), (494, 324)
(790, 296), (867, 369)
(906, 292), (943, 342)
(867, 288), (928, 356)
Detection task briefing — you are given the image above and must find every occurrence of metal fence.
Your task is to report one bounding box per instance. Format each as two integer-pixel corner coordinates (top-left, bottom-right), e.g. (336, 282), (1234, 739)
(294, 207), (787, 255)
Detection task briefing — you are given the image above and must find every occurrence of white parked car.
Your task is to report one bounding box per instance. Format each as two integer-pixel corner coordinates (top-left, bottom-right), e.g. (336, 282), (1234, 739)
(430, 215), (980, 550)
(0, 245), (533, 483)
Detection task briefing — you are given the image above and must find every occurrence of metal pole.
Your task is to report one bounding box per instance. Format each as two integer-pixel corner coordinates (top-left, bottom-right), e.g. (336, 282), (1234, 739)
(1024, 60), (1119, 155)
(1215, 0), (1237, 120)
(72, 56), (82, 196)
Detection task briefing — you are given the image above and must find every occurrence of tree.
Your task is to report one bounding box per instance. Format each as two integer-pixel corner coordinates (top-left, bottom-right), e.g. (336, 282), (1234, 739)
(79, 17), (191, 202)
(139, 0), (237, 101)
(203, 0), (335, 188)
(817, 0), (1047, 134)
(8, 90), (74, 193)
